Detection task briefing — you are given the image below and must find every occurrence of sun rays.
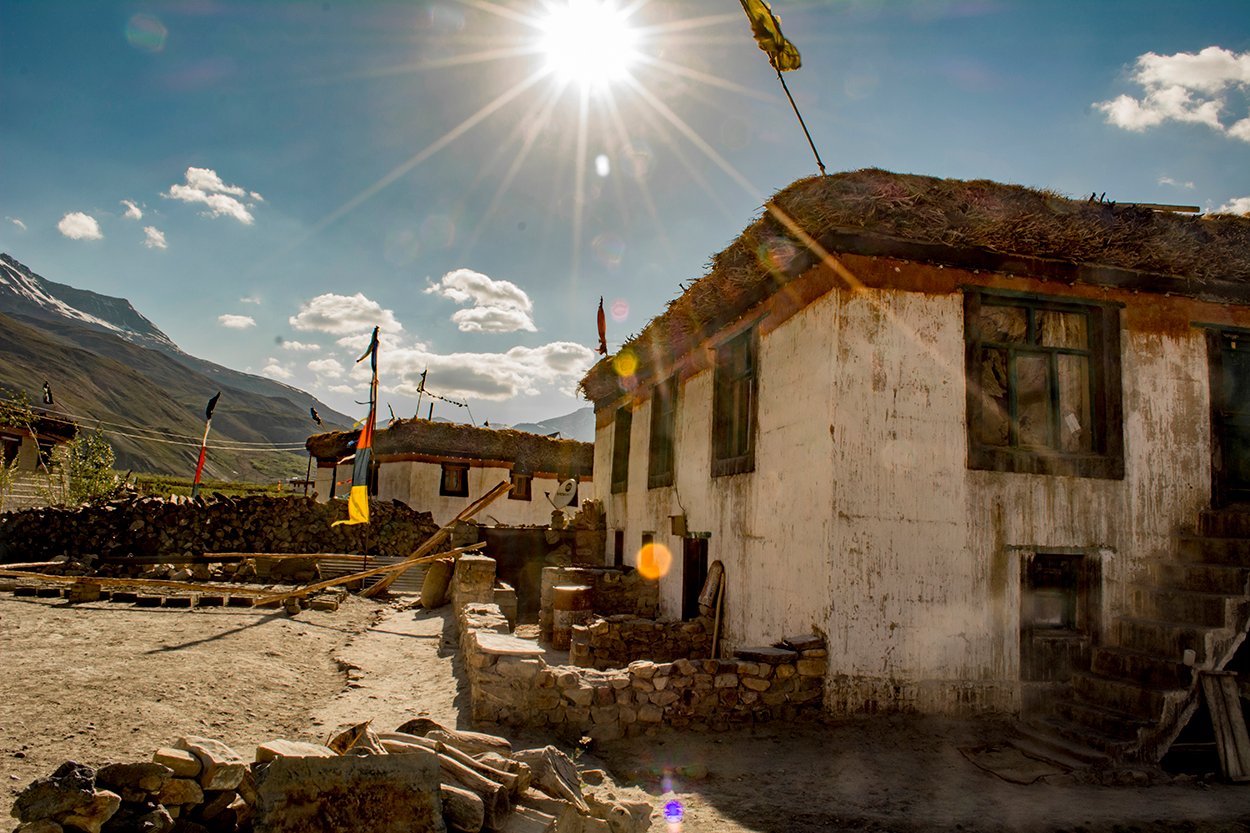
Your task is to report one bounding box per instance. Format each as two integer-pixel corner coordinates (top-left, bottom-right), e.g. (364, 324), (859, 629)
(296, 0), (780, 286)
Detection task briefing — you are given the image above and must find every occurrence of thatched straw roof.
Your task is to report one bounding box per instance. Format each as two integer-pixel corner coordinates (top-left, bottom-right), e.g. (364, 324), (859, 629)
(306, 418), (592, 475)
(580, 168), (1250, 403)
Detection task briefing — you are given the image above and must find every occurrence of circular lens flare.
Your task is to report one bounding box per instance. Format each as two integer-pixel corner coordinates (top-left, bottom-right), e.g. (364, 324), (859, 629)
(612, 348), (637, 378)
(637, 543), (672, 580)
(538, 1), (639, 88)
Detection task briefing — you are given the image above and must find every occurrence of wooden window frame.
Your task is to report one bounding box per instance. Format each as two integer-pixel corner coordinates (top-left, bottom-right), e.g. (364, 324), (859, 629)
(611, 406), (632, 494)
(712, 328), (758, 477)
(509, 471), (532, 501)
(439, 462), (470, 497)
(648, 376), (678, 489)
(964, 288), (1123, 479)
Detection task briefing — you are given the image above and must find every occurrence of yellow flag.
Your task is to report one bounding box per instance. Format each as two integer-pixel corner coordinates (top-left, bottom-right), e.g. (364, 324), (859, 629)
(739, 0), (801, 72)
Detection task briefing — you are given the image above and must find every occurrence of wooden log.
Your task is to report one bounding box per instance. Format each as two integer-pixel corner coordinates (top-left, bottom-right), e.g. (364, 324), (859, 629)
(0, 561), (64, 570)
(363, 480), (511, 597)
(393, 718), (513, 757)
(381, 734), (522, 794)
(251, 542), (486, 605)
(441, 783), (485, 833)
(1201, 672), (1250, 782)
(0, 570), (275, 596)
(511, 747), (588, 814)
(436, 750), (510, 830)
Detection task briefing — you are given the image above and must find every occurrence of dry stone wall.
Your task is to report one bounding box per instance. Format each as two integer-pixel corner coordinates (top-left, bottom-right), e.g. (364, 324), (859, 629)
(0, 495), (439, 565)
(569, 614), (713, 669)
(456, 557), (826, 741)
(538, 567), (659, 641)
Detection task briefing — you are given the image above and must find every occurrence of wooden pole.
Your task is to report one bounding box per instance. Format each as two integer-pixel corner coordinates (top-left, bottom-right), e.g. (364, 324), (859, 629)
(0, 570), (276, 595)
(362, 479), (511, 598)
(711, 577), (725, 659)
(776, 67), (826, 176)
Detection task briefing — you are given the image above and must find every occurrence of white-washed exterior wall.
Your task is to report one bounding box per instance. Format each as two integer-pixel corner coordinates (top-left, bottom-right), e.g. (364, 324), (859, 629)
(377, 459), (576, 526)
(595, 283), (1212, 715)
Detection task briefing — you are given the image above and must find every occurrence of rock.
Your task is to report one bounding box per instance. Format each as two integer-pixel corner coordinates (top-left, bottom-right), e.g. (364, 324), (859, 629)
(14, 820), (64, 832)
(96, 763), (173, 802)
(175, 737), (246, 791)
(101, 801), (173, 833)
(252, 749), (445, 833)
(11, 761), (101, 825)
(157, 778), (204, 807)
(733, 647), (798, 664)
(56, 790), (121, 833)
(780, 634), (823, 651)
(327, 722), (387, 756)
(152, 748), (201, 778)
(255, 740), (338, 763)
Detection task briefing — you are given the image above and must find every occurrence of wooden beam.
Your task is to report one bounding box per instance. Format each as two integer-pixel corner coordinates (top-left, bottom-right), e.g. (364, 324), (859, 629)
(0, 570), (276, 596)
(251, 541), (487, 606)
(362, 480), (511, 598)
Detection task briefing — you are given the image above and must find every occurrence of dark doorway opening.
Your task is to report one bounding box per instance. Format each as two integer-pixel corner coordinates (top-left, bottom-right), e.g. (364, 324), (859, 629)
(1208, 329), (1250, 507)
(682, 538), (708, 621)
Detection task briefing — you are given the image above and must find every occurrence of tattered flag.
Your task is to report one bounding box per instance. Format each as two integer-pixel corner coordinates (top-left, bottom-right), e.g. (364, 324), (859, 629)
(205, 391), (221, 421)
(310, 406), (323, 426)
(42, 381), (53, 406)
(334, 327), (379, 527)
(739, 0), (801, 72)
(597, 297), (608, 356)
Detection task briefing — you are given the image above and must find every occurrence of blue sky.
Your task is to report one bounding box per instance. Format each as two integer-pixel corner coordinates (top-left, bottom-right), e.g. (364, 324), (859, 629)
(2, 0), (1248, 427)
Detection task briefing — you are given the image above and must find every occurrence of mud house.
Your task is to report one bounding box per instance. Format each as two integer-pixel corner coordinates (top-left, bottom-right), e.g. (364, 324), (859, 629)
(306, 419), (593, 526)
(579, 168), (1250, 757)
(1, 410), (75, 474)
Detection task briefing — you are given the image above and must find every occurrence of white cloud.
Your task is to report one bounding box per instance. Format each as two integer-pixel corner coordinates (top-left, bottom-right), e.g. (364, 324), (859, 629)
(425, 268), (537, 333)
(57, 212), (103, 240)
(121, 199), (143, 220)
(328, 384), (357, 395)
(164, 167), (262, 224)
(261, 358), (293, 380)
(240, 295), (262, 305)
(377, 340), (596, 401)
(1217, 196), (1250, 215)
(6, 217), (26, 232)
(1095, 46), (1250, 142)
(1157, 176), (1195, 189)
(280, 339), (320, 352)
(308, 357), (345, 378)
(289, 292), (402, 335)
(218, 314), (256, 329)
(143, 226), (167, 249)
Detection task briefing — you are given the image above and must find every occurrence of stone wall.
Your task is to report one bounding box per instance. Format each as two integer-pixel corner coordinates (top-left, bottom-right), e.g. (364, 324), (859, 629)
(569, 614), (713, 670)
(0, 495), (440, 564)
(455, 557), (825, 741)
(539, 566), (659, 641)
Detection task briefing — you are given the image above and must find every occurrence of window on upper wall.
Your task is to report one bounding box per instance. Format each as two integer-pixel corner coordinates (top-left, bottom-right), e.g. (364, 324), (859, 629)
(712, 328), (757, 477)
(648, 376), (678, 489)
(964, 288), (1123, 479)
(611, 406), (632, 494)
(439, 462), (470, 497)
(509, 471), (532, 501)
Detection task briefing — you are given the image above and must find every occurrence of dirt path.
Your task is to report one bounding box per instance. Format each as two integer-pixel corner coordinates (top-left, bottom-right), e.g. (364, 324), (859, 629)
(5, 592), (1250, 833)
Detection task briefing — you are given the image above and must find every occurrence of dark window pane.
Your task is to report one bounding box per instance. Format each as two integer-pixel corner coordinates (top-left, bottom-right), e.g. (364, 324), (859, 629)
(979, 304), (1027, 343)
(1016, 354), (1051, 447)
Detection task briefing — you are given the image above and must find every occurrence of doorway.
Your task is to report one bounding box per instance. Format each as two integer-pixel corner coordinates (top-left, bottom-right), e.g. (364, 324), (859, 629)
(682, 537), (708, 620)
(1208, 329), (1250, 506)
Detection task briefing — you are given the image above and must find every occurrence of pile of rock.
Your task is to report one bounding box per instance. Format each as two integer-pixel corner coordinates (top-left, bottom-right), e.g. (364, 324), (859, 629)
(0, 496), (439, 566)
(10, 721), (652, 833)
(538, 569), (658, 643)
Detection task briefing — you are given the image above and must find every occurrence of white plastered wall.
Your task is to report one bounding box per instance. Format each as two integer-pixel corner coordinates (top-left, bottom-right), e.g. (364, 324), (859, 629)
(596, 284), (1213, 714)
(377, 460), (576, 526)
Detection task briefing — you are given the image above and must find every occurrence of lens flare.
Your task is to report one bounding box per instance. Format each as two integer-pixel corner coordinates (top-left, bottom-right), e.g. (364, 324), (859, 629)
(592, 233), (625, 269)
(537, 0), (639, 89)
(613, 348), (637, 378)
(637, 542), (672, 579)
(610, 299), (629, 321)
(125, 14), (168, 53)
(663, 799), (684, 831)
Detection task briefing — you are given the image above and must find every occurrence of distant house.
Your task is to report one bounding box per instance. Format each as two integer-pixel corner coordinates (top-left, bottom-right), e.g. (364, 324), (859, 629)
(0, 410), (77, 512)
(306, 419), (593, 526)
(579, 168), (1250, 758)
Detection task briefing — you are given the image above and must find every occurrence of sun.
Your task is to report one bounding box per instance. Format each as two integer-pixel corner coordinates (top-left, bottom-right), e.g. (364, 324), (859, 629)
(537, 0), (639, 89)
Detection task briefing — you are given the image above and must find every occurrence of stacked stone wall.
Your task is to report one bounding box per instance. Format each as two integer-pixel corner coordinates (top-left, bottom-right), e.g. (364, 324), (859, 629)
(455, 557), (825, 741)
(569, 614), (713, 669)
(0, 495), (439, 564)
(538, 567), (659, 641)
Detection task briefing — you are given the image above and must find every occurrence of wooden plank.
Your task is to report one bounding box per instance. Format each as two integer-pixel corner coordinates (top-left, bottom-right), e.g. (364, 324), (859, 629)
(0, 561), (64, 570)
(251, 541), (487, 606)
(1201, 672), (1250, 782)
(0, 570), (276, 596)
(362, 480), (511, 598)
(98, 553), (368, 565)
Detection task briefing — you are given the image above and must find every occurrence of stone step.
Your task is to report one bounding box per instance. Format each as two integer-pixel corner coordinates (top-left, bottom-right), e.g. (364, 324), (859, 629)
(1116, 617), (1217, 665)
(1013, 719), (1111, 768)
(1090, 646), (1193, 690)
(1045, 704), (1144, 753)
(1130, 586), (1245, 628)
(1199, 509), (1250, 539)
(1149, 560), (1250, 595)
(1176, 536), (1250, 565)
(1071, 671), (1171, 720)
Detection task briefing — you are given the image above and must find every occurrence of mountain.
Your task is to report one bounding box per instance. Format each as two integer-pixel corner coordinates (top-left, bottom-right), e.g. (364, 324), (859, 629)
(510, 407), (594, 443)
(0, 253), (352, 481)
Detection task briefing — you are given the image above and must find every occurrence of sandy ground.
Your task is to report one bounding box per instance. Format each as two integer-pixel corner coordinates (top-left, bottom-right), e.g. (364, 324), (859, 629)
(3, 593), (1250, 833)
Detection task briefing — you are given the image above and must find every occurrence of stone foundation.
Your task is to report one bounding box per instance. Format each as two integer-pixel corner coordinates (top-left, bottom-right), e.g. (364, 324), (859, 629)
(569, 614), (713, 669)
(455, 557), (825, 741)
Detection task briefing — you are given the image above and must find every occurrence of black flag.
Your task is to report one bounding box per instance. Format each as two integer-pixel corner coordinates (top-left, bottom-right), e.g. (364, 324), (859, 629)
(310, 406), (323, 426)
(42, 381), (53, 405)
(205, 391), (221, 420)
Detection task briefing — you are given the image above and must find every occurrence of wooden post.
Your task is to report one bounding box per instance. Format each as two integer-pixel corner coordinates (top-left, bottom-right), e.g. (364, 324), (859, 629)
(711, 577), (725, 659)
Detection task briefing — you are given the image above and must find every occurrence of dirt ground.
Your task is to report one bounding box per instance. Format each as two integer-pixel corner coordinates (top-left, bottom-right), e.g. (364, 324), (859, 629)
(3, 593), (1250, 833)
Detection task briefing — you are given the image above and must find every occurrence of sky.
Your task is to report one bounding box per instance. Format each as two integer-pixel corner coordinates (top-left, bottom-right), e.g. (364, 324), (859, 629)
(2, 0), (1249, 429)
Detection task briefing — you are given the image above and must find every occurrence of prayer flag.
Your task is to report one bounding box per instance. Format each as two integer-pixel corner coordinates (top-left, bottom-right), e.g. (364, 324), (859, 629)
(333, 327), (379, 527)
(739, 0), (801, 72)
